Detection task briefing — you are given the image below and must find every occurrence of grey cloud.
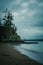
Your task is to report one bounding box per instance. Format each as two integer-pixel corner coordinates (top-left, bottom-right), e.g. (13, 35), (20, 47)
(0, 0), (16, 11)
(0, 0), (43, 39)
(22, 0), (30, 3)
(32, 33), (43, 39)
(11, 4), (21, 12)
(36, 0), (43, 3)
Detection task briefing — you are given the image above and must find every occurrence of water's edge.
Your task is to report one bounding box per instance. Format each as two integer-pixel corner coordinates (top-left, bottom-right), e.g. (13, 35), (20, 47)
(12, 42), (43, 64)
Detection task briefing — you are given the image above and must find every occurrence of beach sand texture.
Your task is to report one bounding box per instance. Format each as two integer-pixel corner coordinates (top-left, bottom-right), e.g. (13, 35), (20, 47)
(0, 43), (42, 65)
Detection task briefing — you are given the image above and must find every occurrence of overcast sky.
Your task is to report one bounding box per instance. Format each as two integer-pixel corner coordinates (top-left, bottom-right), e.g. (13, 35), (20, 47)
(0, 0), (43, 39)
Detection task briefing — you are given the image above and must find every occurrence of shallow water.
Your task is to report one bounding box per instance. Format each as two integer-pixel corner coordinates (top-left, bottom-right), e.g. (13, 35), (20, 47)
(13, 41), (43, 64)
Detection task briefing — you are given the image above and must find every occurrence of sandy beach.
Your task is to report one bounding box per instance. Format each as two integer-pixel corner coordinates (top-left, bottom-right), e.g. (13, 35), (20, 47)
(0, 43), (42, 65)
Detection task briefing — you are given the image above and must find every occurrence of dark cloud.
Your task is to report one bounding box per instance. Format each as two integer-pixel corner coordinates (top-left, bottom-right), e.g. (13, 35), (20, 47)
(36, 0), (43, 3)
(11, 4), (21, 12)
(22, 0), (30, 3)
(32, 33), (43, 39)
(0, 0), (16, 11)
(0, 0), (43, 39)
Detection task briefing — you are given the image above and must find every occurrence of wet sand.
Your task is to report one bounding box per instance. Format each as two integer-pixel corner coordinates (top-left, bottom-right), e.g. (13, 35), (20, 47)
(0, 43), (42, 65)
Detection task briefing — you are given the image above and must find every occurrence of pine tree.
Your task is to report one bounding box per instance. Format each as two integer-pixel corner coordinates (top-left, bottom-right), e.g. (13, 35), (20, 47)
(3, 9), (21, 40)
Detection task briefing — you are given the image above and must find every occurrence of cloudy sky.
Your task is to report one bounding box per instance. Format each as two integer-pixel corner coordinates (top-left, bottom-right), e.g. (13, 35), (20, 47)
(0, 0), (43, 39)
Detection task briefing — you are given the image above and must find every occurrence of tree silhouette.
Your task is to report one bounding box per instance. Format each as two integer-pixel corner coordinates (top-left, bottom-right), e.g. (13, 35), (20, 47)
(3, 9), (21, 40)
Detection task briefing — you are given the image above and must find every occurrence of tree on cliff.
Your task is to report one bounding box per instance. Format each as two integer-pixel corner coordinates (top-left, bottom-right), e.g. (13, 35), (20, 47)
(2, 9), (21, 40)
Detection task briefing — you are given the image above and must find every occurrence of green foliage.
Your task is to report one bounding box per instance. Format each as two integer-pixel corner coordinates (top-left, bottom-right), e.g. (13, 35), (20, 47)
(0, 9), (21, 40)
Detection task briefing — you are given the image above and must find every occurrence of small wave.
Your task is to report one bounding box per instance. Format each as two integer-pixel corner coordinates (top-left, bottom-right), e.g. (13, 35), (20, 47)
(20, 47), (43, 54)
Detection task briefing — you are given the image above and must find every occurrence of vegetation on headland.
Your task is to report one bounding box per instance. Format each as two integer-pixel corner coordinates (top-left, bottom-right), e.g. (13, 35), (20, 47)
(0, 9), (42, 43)
(0, 9), (21, 41)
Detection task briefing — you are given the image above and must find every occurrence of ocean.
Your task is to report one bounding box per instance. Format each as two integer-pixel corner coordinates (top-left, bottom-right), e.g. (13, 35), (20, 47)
(12, 41), (43, 64)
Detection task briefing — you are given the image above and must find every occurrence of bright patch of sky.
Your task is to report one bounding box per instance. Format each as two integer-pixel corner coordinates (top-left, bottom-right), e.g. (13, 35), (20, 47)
(0, 0), (43, 39)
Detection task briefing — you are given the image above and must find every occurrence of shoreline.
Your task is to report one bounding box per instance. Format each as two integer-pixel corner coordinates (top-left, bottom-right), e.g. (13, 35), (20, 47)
(0, 41), (39, 44)
(0, 43), (42, 65)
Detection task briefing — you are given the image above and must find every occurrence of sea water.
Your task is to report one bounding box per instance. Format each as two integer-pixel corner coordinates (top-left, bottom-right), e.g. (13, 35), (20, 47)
(13, 41), (43, 64)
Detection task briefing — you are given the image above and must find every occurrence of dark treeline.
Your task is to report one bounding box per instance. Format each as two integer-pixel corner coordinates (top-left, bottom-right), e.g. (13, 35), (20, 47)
(23, 39), (43, 41)
(0, 9), (21, 41)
